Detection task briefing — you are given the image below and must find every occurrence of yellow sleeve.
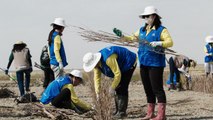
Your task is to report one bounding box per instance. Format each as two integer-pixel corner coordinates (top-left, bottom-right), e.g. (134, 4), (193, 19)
(54, 35), (62, 62)
(63, 84), (91, 110)
(123, 30), (140, 41)
(204, 46), (207, 53)
(94, 67), (102, 94)
(160, 28), (173, 48)
(106, 54), (121, 89)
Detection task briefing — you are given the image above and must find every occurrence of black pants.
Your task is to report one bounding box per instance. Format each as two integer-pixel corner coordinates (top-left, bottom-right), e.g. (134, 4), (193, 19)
(169, 57), (180, 83)
(116, 65), (136, 96)
(51, 88), (72, 109)
(43, 67), (55, 88)
(140, 65), (166, 103)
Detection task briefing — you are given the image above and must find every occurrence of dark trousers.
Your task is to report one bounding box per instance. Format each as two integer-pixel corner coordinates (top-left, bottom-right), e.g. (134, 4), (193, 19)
(43, 67), (54, 88)
(140, 65), (166, 103)
(52, 88), (72, 109)
(169, 57), (180, 83)
(116, 65), (136, 96)
(16, 69), (31, 96)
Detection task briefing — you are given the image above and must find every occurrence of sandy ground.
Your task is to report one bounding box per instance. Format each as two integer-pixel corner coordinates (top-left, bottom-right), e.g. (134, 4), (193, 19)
(0, 80), (213, 120)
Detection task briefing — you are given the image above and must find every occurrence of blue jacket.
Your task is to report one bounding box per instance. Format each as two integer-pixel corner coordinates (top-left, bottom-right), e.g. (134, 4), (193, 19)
(138, 25), (165, 67)
(205, 44), (213, 62)
(99, 46), (136, 78)
(40, 75), (72, 104)
(49, 31), (68, 67)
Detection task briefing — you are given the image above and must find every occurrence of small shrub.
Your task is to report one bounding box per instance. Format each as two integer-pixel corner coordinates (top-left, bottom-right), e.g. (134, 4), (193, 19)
(85, 72), (114, 120)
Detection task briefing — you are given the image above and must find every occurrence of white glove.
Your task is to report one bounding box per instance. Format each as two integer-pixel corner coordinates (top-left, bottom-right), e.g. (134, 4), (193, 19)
(185, 73), (191, 81)
(150, 41), (162, 47)
(59, 62), (64, 70)
(206, 53), (213, 56)
(91, 104), (96, 110)
(185, 73), (190, 78)
(109, 87), (116, 97)
(96, 93), (100, 102)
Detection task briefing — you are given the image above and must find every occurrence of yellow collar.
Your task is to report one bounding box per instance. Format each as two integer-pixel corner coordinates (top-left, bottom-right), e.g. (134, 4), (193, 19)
(146, 25), (156, 30)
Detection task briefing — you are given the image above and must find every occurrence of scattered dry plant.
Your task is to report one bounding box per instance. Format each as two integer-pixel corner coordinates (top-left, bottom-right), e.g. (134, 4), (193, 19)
(0, 87), (15, 98)
(192, 75), (213, 94)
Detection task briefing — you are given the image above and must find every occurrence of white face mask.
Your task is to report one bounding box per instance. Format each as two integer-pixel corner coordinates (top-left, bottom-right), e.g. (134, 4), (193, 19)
(144, 15), (155, 25)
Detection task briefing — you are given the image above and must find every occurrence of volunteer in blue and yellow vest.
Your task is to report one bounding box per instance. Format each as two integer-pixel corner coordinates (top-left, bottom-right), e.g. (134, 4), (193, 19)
(40, 70), (92, 114)
(113, 6), (173, 120)
(83, 46), (137, 118)
(204, 35), (213, 78)
(5, 41), (33, 96)
(48, 17), (68, 78)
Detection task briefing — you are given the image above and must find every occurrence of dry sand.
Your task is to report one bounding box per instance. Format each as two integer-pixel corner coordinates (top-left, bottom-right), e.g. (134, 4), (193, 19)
(0, 79), (213, 120)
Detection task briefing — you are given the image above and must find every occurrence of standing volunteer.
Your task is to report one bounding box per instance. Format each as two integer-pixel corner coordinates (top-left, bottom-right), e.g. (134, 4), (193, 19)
(204, 35), (213, 78)
(113, 6), (173, 120)
(40, 45), (54, 89)
(48, 17), (68, 78)
(83, 46), (137, 118)
(5, 41), (33, 96)
(40, 70), (92, 114)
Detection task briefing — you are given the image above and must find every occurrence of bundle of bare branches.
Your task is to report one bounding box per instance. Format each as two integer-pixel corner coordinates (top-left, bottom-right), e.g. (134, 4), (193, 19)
(74, 26), (139, 48)
(75, 26), (178, 55)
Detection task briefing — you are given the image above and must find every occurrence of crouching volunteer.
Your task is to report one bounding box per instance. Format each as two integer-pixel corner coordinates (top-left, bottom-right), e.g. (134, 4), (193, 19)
(40, 70), (92, 114)
(5, 41), (33, 96)
(168, 55), (196, 91)
(83, 46), (137, 118)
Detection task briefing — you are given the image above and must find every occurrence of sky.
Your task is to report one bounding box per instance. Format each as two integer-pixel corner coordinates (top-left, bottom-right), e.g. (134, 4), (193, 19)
(0, 0), (213, 70)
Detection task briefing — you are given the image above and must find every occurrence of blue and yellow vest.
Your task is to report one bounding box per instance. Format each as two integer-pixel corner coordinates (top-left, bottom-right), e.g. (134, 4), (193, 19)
(138, 25), (165, 67)
(205, 44), (213, 62)
(40, 75), (72, 104)
(98, 46), (136, 78)
(49, 31), (68, 67)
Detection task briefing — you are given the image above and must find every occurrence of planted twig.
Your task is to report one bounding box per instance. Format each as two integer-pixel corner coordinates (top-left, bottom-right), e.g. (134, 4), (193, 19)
(86, 72), (114, 120)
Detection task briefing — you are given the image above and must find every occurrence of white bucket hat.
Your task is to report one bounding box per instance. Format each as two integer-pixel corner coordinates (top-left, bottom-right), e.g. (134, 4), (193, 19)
(83, 52), (101, 72)
(70, 70), (83, 79)
(15, 41), (25, 45)
(205, 36), (213, 43)
(70, 70), (84, 84)
(139, 6), (161, 19)
(51, 17), (67, 27)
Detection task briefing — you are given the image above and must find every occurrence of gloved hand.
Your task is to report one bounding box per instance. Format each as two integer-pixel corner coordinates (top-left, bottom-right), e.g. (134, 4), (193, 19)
(113, 28), (123, 37)
(96, 93), (100, 102)
(109, 87), (116, 97)
(185, 73), (191, 80)
(187, 76), (192, 81)
(206, 53), (213, 56)
(150, 41), (163, 47)
(59, 62), (64, 71)
(5, 69), (8, 75)
(91, 104), (96, 111)
(185, 74), (191, 81)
